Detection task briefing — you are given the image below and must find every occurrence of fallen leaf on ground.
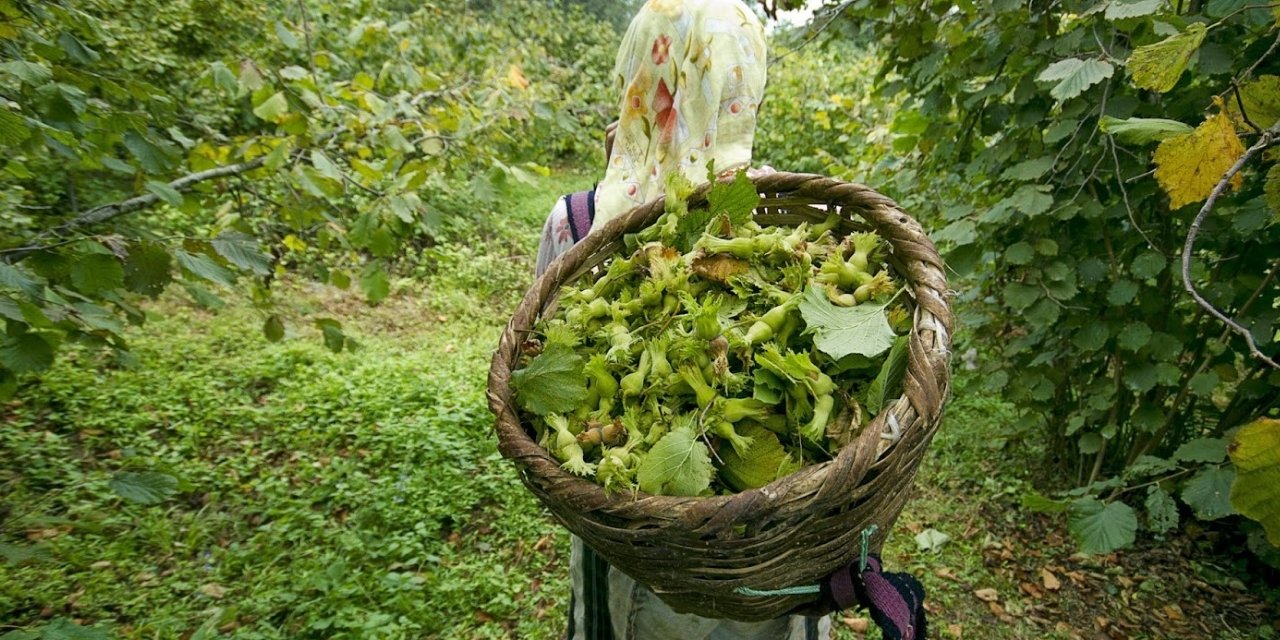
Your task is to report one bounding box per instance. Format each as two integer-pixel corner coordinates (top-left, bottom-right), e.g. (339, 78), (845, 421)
(533, 534), (554, 553)
(987, 600), (1014, 622)
(915, 528), (952, 552)
(935, 567), (962, 582)
(841, 617), (869, 633)
(199, 583), (226, 599)
(974, 587), (1000, 602)
(947, 622), (963, 638)
(1042, 568), (1062, 591)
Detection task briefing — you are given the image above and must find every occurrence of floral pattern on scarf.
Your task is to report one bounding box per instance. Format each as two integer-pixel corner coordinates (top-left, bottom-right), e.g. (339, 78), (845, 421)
(594, 0), (767, 228)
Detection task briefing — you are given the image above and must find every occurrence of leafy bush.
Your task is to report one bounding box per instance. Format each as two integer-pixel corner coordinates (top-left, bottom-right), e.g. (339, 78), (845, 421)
(0, 0), (615, 390)
(796, 0), (1280, 553)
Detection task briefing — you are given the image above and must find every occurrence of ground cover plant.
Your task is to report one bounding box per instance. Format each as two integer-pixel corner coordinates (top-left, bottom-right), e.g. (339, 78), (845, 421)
(2, 0), (1279, 637)
(2, 171), (1275, 639)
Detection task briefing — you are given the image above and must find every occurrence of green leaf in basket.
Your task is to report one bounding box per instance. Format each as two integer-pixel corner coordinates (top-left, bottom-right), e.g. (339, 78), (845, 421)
(637, 424), (714, 496)
(675, 208), (714, 255)
(866, 335), (909, 416)
(706, 170), (760, 230)
(799, 285), (896, 361)
(511, 343), (589, 416)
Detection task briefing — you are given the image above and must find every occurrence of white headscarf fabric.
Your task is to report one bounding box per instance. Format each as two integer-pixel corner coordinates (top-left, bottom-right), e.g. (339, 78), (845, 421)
(594, 0), (768, 227)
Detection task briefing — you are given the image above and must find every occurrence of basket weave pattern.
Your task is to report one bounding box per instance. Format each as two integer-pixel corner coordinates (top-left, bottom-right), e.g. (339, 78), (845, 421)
(487, 172), (953, 621)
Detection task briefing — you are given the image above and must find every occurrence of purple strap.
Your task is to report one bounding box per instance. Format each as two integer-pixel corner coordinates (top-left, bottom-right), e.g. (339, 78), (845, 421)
(565, 189), (596, 243)
(820, 555), (928, 640)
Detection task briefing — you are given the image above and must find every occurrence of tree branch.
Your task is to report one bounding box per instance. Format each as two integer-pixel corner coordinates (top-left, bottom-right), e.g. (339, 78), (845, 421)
(1, 156), (275, 263)
(1242, 29), (1280, 81)
(1180, 122), (1280, 370)
(2, 83), (462, 264)
(1107, 135), (1159, 251)
(768, 0), (857, 68)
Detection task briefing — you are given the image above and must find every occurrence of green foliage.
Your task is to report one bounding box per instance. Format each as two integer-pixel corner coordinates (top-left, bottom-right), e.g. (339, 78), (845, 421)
(811, 0), (1280, 553)
(866, 335), (908, 416)
(705, 170), (761, 229)
(1181, 466), (1237, 521)
(0, 0), (617, 385)
(510, 343), (589, 416)
(108, 471), (178, 505)
(1098, 116), (1194, 144)
(0, 282), (570, 638)
(635, 425), (715, 497)
(798, 285), (896, 360)
(1230, 418), (1280, 546)
(1069, 498), (1138, 554)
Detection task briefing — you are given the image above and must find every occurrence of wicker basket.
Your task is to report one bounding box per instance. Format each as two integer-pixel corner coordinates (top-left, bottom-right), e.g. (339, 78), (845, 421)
(487, 172), (953, 622)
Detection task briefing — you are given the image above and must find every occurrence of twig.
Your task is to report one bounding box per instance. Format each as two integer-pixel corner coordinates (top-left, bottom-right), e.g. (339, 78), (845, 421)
(1126, 168), (1156, 183)
(296, 1), (317, 78)
(409, 80), (474, 108)
(1242, 30), (1280, 80)
(1107, 135), (1159, 251)
(65, 175), (78, 215)
(1106, 467), (1196, 501)
(342, 173), (384, 198)
(1232, 81), (1263, 135)
(1038, 281), (1089, 310)
(1208, 2), (1280, 30)
(0, 157), (278, 262)
(768, 0), (857, 68)
(1180, 122), (1280, 369)
(0, 80), (454, 263)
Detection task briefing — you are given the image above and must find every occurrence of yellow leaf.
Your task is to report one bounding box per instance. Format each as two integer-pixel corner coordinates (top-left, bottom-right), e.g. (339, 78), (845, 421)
(1153, 111), (1245, 209)
(1226, 75), (1280, 131)
(506, 64), (530, 91)
(282, 234), (307, 252)
(1229, 417), (1280, 546)
(1127, 23), (1206, 93)
(1265, 164), (1280, 218)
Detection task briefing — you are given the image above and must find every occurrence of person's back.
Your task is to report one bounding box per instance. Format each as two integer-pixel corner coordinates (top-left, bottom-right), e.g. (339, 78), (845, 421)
(532, 1), (832, 638)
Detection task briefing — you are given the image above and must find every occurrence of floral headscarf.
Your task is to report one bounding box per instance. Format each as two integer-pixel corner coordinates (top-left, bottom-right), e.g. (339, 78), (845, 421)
(594, 0), (768, 227)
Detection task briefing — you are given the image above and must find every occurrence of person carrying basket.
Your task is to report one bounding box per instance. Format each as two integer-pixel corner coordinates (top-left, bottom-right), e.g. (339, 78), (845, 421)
(535, 2), (831, 638)
(527, 1), (941, 639)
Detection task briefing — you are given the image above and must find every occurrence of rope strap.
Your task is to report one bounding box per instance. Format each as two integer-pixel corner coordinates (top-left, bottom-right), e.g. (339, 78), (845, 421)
(734, 584), (821, 597)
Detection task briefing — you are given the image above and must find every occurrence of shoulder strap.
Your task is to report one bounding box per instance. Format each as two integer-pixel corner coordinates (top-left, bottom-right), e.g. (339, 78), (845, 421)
(564, 189), (596, 243)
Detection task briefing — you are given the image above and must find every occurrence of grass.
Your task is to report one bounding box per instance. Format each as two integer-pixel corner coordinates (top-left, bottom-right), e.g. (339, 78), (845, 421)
(2, 169), (1275, 639)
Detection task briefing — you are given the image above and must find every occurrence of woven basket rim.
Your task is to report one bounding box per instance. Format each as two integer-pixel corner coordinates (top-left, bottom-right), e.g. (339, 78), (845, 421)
(487, 170), (953, 518)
